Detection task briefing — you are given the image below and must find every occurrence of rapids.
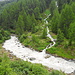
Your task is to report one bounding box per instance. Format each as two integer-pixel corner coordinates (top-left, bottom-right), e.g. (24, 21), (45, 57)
(2, 14), (75, 74)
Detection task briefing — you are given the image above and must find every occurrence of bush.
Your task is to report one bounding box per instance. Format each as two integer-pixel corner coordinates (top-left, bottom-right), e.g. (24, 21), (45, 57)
(20, 34), (27, 42)
(0, 29), (10, 43)
(0, 53), (67, 75)
(0, 40), (3, 43)
(49, 70), (66, 75)
(42, 27), (47, 39)
(0, 55), (17, 75)
(32, 34), (39, 43)
(64, 43), (68, 49)
(0, 34), (3, 40)
(10, 60), (49, 75)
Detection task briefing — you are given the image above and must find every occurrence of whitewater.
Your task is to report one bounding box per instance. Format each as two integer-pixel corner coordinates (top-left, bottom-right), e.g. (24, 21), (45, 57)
(2, 14), (75, 74)
(2, 32), (75, 74)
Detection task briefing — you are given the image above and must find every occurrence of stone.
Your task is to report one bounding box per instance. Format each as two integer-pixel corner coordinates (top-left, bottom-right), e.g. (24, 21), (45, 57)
(45, 55), (50, 59)
(29, 57), (36, 61)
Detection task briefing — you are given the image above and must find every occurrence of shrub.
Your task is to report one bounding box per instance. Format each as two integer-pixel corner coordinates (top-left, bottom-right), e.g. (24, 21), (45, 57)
(0, 29), (10, 43)
(32, 34), (39, 43)
(49, 70), (66, 75)
(20, 34), (27, 42)
(42, 27), (47, 39)
(64, 43), (68, 49)
(10, 60), (49, 75)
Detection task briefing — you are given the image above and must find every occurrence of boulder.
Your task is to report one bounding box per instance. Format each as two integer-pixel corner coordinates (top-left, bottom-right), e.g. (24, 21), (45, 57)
(29, 57), (36, 61)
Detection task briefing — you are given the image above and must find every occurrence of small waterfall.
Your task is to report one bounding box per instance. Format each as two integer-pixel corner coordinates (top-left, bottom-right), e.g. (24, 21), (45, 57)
(56, 1), (58, 7)
(42, 14), (56, 53)
(42, 26), (56, 53)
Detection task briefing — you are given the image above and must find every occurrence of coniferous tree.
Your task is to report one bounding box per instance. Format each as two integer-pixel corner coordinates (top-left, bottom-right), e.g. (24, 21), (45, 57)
(45, 0), (51, 7)
(22, 11), (28, 31)
(16, 15), (24, 35)
(31, 13), (36, 33)
(68, 22), (75, 46)
(39, 0), (46, 13)
(59, 4), (74, 38)
(34, 7), (40, 19)
(2, 9), (8, 29)
(50, 0), (57, 17)
(57, 29), (64, 45)
(42, 27), (47, 39)
(51, 8), (60, 34)
(57, 0), (67, 12)
(27, 14), (32, 31)
(71, 2), (75, 15)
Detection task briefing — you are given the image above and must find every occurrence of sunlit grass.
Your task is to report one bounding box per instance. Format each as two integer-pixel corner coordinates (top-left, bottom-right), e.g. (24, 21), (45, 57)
(46, 46), (75, 59)
(44, 9), (50, 15)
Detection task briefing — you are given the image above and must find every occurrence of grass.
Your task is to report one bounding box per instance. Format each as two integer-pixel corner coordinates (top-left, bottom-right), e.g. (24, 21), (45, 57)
(22, 33), (50, 51)
(0, 44), (20, 61)
(41, 9), (50, 19)
(19, 20), (51, 51)
(46, 46), (75, 59)
(49, 31), (57, 39)
(44, 9), (50, 15)
(46, 31), (75, 59)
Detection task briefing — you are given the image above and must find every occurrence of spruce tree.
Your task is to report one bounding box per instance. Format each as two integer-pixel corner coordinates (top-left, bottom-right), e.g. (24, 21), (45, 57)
(51, 8), (60, 34)
(68, 22), (75, 45)
(22, 12), (28, 31)
(49, 0), (56, 17)
(42, 27), (47, 39)
(16, 15), (24, 35)
(31, 13), (36, 33)
(57, 29), (64, 45)
(59, 4), (74, 38)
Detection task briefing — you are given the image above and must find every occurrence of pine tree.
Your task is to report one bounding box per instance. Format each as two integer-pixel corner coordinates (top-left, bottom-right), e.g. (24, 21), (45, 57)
(22, 11), (28, 31)
(59, 4), (74, 38)
(2, 9), (8, 29)
(16, 15), (24, 35)
(58, 0), (67, 12)
(71, 2), (75, 15)
(31, 13), (36, 33)
(51, 8), (60, 34)
(42, 27), (47, 39)
(68, 22), (75, 45)
(27, 14), (32, 31)
(34, 7), (40, 19)
(49, 0), (56, 17)
(57, 29), (64, 45)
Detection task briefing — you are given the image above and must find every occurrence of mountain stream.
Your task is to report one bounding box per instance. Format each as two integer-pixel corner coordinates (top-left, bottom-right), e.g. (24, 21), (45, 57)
(2, 14), (75, 74)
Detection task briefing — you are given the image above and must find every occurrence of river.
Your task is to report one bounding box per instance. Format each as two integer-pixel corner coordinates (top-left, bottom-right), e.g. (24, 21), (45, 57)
(2, 14), (75, 74)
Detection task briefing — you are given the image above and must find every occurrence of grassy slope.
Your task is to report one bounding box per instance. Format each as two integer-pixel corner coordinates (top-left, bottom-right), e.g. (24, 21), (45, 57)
(20, 31), (50, 51)
(20, 10), (51, 51)
(47, 46), (75, 59)
(41, 9), (75, 59)
(46, 32), (75, 59)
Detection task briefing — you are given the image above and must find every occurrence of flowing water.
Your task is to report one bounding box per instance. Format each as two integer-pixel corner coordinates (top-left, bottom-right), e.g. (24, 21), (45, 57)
(2, 14), (75, 74)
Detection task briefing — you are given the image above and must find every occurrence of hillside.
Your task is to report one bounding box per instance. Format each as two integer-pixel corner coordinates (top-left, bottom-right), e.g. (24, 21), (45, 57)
(0, 0), (75, 75)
